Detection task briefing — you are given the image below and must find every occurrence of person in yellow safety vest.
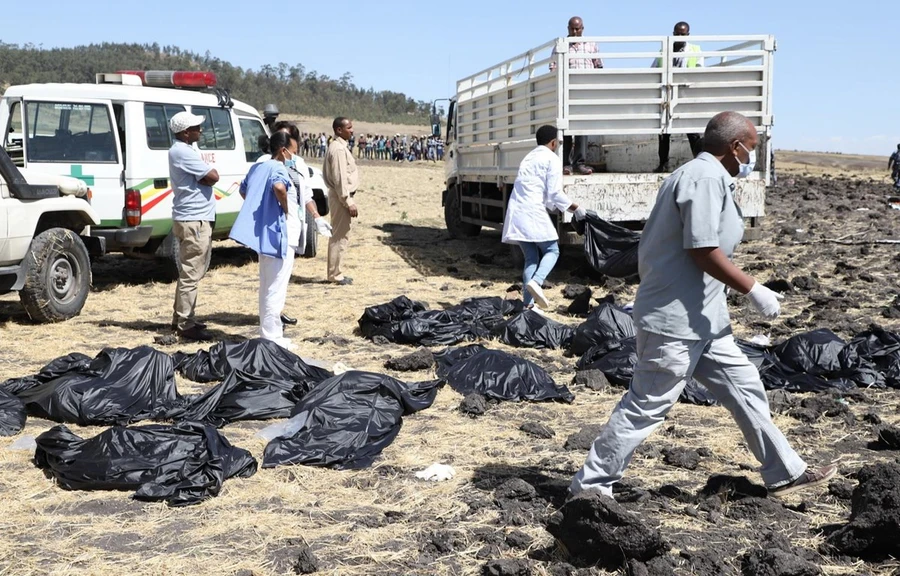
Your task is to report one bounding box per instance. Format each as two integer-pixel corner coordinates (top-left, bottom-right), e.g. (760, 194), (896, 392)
(655, 21), (705, 172)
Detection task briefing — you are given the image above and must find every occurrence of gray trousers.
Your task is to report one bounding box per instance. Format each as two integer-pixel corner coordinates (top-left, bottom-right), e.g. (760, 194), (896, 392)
(570, 328), (807, 496)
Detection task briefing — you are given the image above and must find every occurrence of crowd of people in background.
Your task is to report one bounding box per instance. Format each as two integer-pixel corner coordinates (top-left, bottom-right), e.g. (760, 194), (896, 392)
(297, 132), (444, 162)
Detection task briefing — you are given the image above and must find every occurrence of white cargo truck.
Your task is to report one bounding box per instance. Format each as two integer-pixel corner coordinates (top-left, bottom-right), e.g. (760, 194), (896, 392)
(441, 35), (776, 242)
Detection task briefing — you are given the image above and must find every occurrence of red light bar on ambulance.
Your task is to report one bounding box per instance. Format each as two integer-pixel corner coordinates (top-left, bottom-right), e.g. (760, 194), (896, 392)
(115, 70), (217, 89)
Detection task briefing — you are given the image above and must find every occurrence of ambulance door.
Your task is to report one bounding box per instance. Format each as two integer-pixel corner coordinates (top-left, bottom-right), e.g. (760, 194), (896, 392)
(17, 98), (125, 227)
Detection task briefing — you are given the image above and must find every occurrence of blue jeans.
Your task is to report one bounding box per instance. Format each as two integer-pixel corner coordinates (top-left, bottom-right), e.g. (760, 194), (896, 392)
(519, 240), (559, 306)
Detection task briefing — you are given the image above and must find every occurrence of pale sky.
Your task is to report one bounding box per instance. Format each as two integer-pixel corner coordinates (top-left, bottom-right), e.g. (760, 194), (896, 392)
(4, 0), (896, 155)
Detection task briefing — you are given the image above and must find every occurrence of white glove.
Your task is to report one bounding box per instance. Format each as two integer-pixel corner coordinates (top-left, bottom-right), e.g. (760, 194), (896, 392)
(314, 217), (333, 238)
(573, 207), (587, 221)
(746, 282), (784, 319)
(415, 463), (456, 482)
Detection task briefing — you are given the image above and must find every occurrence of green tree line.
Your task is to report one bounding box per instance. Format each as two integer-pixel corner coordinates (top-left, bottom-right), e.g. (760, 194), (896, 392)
(0, 41), (434, 125)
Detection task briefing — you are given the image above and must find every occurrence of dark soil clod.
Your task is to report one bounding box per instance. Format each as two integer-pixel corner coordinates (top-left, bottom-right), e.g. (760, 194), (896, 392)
(460, 393), (489, 417)
(481, 559), (532, 576)
(564, 424), (604, 451)
(494, 478), (538, 502)
(520, 421), (555, 439)
(825, 461), (900, 559)
(661, 447), (702, 470)
(546, 491), (670, 567)
(566, 290), (593, 315)
(384, 348), (434, 371)
(504, 529), (533, 549)
(875, 425), (900, 449)
(572, 370), (610, 392)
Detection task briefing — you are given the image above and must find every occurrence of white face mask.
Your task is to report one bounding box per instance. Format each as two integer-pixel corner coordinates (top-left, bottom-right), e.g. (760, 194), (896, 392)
(736, 142), (756, 178)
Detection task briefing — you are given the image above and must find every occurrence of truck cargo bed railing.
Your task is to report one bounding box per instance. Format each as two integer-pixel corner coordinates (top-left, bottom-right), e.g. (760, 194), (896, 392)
(456, 35), (775, 145)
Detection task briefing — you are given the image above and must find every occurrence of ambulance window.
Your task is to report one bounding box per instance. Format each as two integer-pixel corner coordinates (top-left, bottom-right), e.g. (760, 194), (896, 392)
(144, 103), (185, 150)
(5, 101), (24, 166)
(25, 102), (118, 163)
(194, 107), (235, 151)
(239, 117), (267, 162)
(8, 102), (23, 134)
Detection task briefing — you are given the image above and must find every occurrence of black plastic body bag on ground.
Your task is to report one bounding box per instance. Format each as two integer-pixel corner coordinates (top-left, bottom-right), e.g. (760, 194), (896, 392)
(170, 339), (334, 426)
(1, 347), (178, 426)
(34, 422), (257, 507)
(569, 302), (636, 356)
(494, 309), (575, 350)
(434, 344), (574, 403)
(0, 389), (26, 436)
(572, 212), (640, 279)
(262, 371), (440, 469)
(173, 339), (331, 385)
(358, 296), (522, 346)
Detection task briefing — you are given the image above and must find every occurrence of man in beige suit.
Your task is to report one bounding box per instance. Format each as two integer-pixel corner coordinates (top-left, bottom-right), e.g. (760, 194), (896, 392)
(322, 116), (359, 285)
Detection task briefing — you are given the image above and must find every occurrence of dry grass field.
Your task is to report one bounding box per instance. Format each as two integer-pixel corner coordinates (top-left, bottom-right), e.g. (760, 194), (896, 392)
(1, 149), (899, 575)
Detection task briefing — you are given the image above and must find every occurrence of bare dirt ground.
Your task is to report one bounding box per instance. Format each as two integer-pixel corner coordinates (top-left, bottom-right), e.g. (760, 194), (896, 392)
(778, 150), (890, 178)
(1, 152), (900, 575)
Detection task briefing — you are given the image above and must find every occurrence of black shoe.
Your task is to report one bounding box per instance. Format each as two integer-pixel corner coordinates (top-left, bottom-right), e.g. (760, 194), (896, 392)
(173, 321), (206, 330)
(177, 326), (214, 342)
(280, 313), (298, 326)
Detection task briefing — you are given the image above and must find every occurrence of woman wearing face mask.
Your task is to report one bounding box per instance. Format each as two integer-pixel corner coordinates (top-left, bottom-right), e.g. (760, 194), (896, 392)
(230, 130), (302, 349)
(257, 121), (332, 326)
(569, 111), (837, 501)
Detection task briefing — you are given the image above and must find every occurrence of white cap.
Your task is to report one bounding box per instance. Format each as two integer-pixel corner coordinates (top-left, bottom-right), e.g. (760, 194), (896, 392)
(169, 111), (205, 134)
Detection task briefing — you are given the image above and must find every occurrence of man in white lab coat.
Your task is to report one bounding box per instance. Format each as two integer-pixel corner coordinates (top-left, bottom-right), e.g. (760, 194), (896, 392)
(503, 125), (586, 311)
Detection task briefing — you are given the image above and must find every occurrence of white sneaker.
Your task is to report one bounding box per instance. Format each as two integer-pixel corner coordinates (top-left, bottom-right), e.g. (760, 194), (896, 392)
(526, 280), (550, 309)
(527, 305), (547, 317)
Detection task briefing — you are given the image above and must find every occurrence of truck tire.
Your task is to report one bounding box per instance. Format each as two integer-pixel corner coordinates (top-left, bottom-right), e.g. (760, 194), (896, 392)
(301, 210), (317, 258)
(444, 185), (481, 239)
(19, 228), (91, 323)
(160, 230), (212, 280)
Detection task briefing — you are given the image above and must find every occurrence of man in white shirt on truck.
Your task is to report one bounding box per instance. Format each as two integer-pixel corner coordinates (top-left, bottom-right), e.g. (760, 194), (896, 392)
(550, 16), (602, 176)
(502, 125), (586, 311)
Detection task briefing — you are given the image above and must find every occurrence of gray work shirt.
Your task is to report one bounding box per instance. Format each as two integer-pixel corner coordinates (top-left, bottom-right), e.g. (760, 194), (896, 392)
(633, 152), (744, 340)
(168, 140), (215, 222)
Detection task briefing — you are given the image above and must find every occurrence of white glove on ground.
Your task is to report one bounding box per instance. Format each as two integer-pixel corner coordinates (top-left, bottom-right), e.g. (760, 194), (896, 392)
(573, 207), (587, 221)
(314, 216), (333, 237)
(415, 463), (456, 482)
(747, 282), (784, 319)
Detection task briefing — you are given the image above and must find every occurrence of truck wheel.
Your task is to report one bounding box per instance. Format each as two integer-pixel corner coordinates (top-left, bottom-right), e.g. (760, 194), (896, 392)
(160, 231), (212, 280)
(19, 228), (91, 323)
(445, 185), (481, 239)
(301, 210), (317, 258)
(509, 243), (525, 269)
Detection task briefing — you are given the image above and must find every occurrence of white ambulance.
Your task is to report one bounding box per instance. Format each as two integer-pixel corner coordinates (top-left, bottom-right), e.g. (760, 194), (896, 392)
(0, 70), (329, 265)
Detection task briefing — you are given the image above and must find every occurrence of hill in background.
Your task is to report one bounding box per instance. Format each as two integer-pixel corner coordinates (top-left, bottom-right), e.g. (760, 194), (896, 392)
(0, 41), (434, 126)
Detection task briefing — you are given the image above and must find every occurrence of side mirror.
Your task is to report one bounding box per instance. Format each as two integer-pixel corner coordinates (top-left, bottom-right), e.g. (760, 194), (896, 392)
(430, 113), (441, 137)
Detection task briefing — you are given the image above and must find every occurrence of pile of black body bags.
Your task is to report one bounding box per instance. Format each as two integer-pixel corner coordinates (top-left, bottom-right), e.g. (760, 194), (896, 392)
(0, 339), (439, 506)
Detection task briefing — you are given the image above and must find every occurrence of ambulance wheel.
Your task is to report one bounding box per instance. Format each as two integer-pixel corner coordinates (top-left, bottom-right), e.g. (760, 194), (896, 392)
(19, 228), (91, 323)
